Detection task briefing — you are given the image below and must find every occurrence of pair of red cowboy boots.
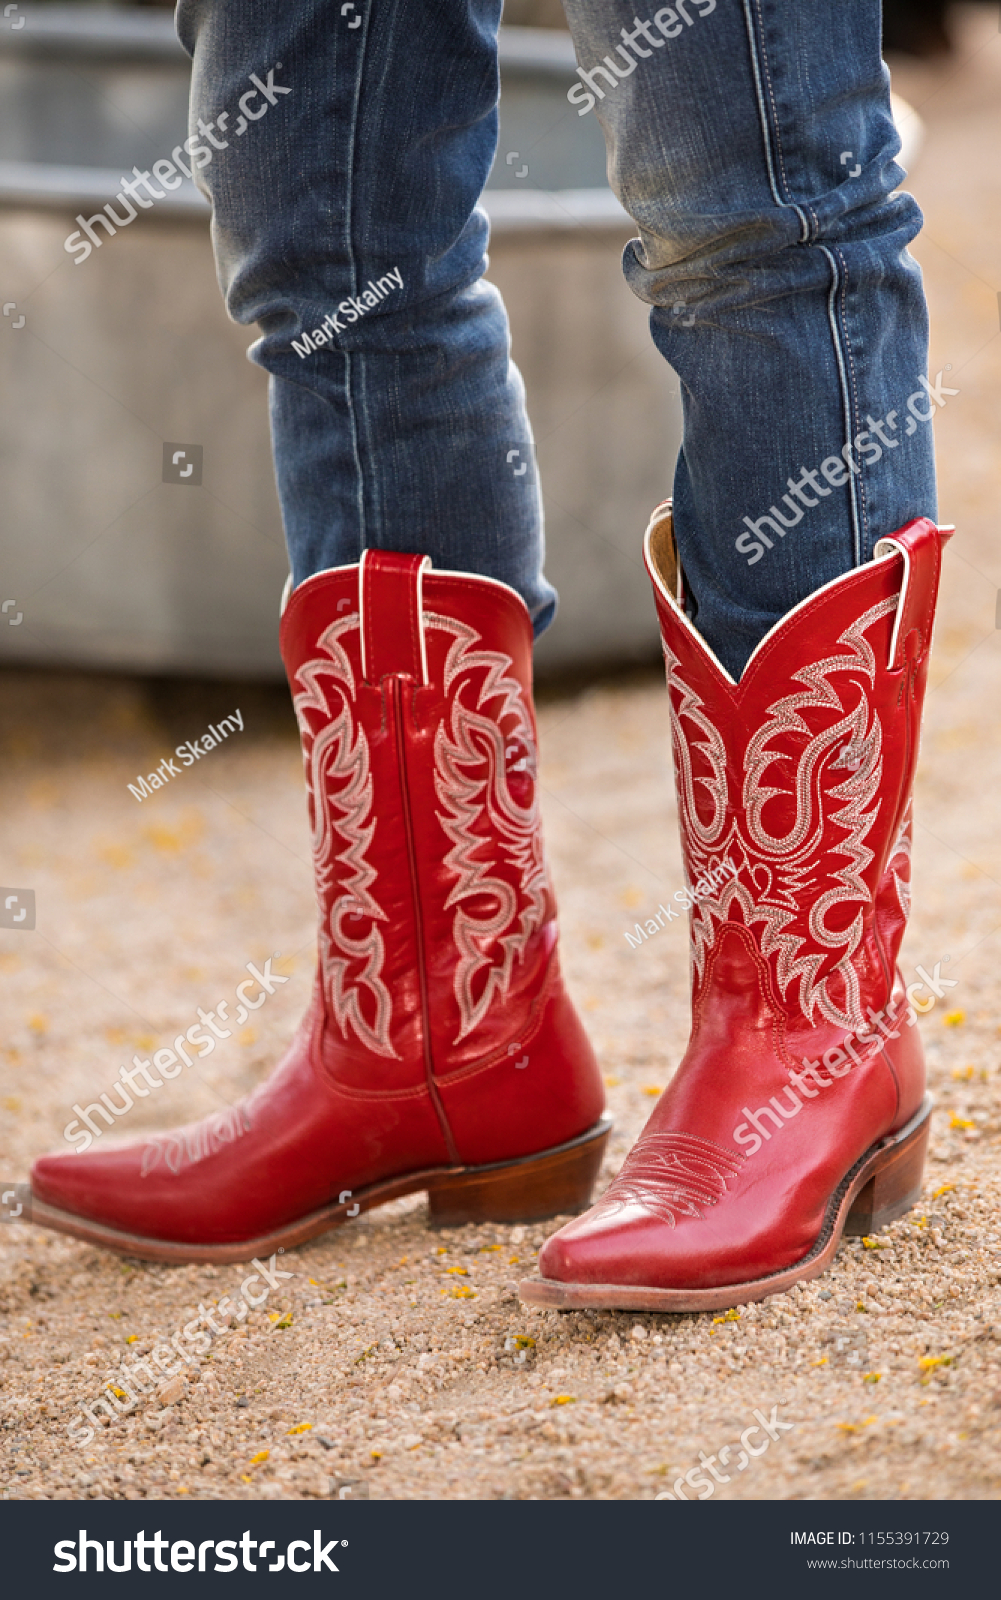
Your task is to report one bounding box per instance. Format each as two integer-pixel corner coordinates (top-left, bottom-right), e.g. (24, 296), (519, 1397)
(30, 509), (949, 1311)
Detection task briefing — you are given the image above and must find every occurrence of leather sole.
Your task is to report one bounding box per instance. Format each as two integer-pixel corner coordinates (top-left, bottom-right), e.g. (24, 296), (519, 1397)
(26, 1114), (613, 1265)
(518, 1095), (932, 1313)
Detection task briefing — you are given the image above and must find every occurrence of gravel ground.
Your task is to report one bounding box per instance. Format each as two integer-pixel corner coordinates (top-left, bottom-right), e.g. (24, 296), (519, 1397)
(2, 7), (1000, 1503)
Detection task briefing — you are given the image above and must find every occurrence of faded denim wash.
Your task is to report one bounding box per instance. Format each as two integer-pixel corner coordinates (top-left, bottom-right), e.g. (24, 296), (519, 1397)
(176, 0), (936, 678)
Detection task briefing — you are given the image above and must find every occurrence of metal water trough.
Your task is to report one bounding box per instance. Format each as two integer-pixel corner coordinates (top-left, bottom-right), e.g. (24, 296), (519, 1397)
(0, 9), (679, 677)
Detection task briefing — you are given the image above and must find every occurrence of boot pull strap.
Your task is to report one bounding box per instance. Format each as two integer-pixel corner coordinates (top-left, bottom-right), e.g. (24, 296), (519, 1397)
(874, 517), (953, 670)
(359, 549), (431, 686)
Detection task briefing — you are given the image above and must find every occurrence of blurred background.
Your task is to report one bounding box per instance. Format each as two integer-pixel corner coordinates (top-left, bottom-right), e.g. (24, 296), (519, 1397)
(0, 0), (985, 682)
(0, 0), (673, 680)
(0, 0), (999, 1506)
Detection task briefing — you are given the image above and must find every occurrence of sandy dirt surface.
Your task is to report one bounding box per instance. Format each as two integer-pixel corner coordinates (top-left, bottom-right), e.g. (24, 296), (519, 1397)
(1, 7), (1000, 1503)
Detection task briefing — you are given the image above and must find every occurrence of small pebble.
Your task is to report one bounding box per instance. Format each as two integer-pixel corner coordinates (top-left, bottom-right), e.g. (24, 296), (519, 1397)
(157, 1376), (187, 1408)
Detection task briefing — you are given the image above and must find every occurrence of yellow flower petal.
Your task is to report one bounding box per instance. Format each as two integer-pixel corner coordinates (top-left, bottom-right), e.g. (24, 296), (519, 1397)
(710, 1309), (741, 1327)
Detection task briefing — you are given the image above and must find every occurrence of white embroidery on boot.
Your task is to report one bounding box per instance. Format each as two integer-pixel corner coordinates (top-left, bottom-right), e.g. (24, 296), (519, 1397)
(141, 1103), (253, 1177)
(426, 614), (550, 1043)
(293, 615), (397, 1058)
(667, 596), (899, 1033)
(596, 1132), (743, 1226)
(887, 803), (913, 919)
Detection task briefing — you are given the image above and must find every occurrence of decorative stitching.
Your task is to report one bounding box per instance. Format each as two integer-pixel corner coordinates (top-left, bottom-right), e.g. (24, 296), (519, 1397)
(887, 803), (913, 920)
(433, 946), (557, 1087)
(426, 612), (550, 1043)
(595, 1132), (744, 1227)
(293, 613), (398, 1058)
(670, 596), (900, 1031)
(140, 1103), (252, 1178)
(744, 559), (877, 685)
(663, 642), (729, 851)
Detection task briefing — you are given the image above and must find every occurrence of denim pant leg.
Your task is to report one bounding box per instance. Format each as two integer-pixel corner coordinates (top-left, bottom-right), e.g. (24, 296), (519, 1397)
(562, 0), (938, 678)
(175, 0), (556, 634)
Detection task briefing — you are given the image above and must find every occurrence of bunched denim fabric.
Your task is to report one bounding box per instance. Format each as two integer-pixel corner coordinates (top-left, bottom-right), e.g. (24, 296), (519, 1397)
(176, 0), (937, 679)
(175, 0), (556, 632)
(562, 0), (937, 675)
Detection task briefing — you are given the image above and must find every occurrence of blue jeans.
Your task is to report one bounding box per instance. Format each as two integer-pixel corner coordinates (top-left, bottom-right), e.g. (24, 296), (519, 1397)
(176, 0), (936, 679)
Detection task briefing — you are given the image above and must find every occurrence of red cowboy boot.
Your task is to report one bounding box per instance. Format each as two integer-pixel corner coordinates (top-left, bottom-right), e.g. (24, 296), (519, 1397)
(30, 553), (608, 1262)
(524, 504), (950, 1312)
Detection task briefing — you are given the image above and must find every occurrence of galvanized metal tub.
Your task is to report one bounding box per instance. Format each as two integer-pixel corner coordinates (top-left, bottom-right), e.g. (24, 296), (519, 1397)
(0, 10), (678, 676)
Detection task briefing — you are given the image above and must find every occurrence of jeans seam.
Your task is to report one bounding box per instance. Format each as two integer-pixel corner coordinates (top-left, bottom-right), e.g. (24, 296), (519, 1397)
(343, 11), (371, 548)
(832, 243), (868, 562)
(819, 243), (864, 567)
(745, 1), (865, 569)
(742, 0), (810, 243)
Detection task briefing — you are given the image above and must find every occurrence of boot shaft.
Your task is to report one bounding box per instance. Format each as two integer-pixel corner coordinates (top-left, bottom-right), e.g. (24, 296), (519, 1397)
(644, 507), (949, 1040)
(280, 552), (557, 1086)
